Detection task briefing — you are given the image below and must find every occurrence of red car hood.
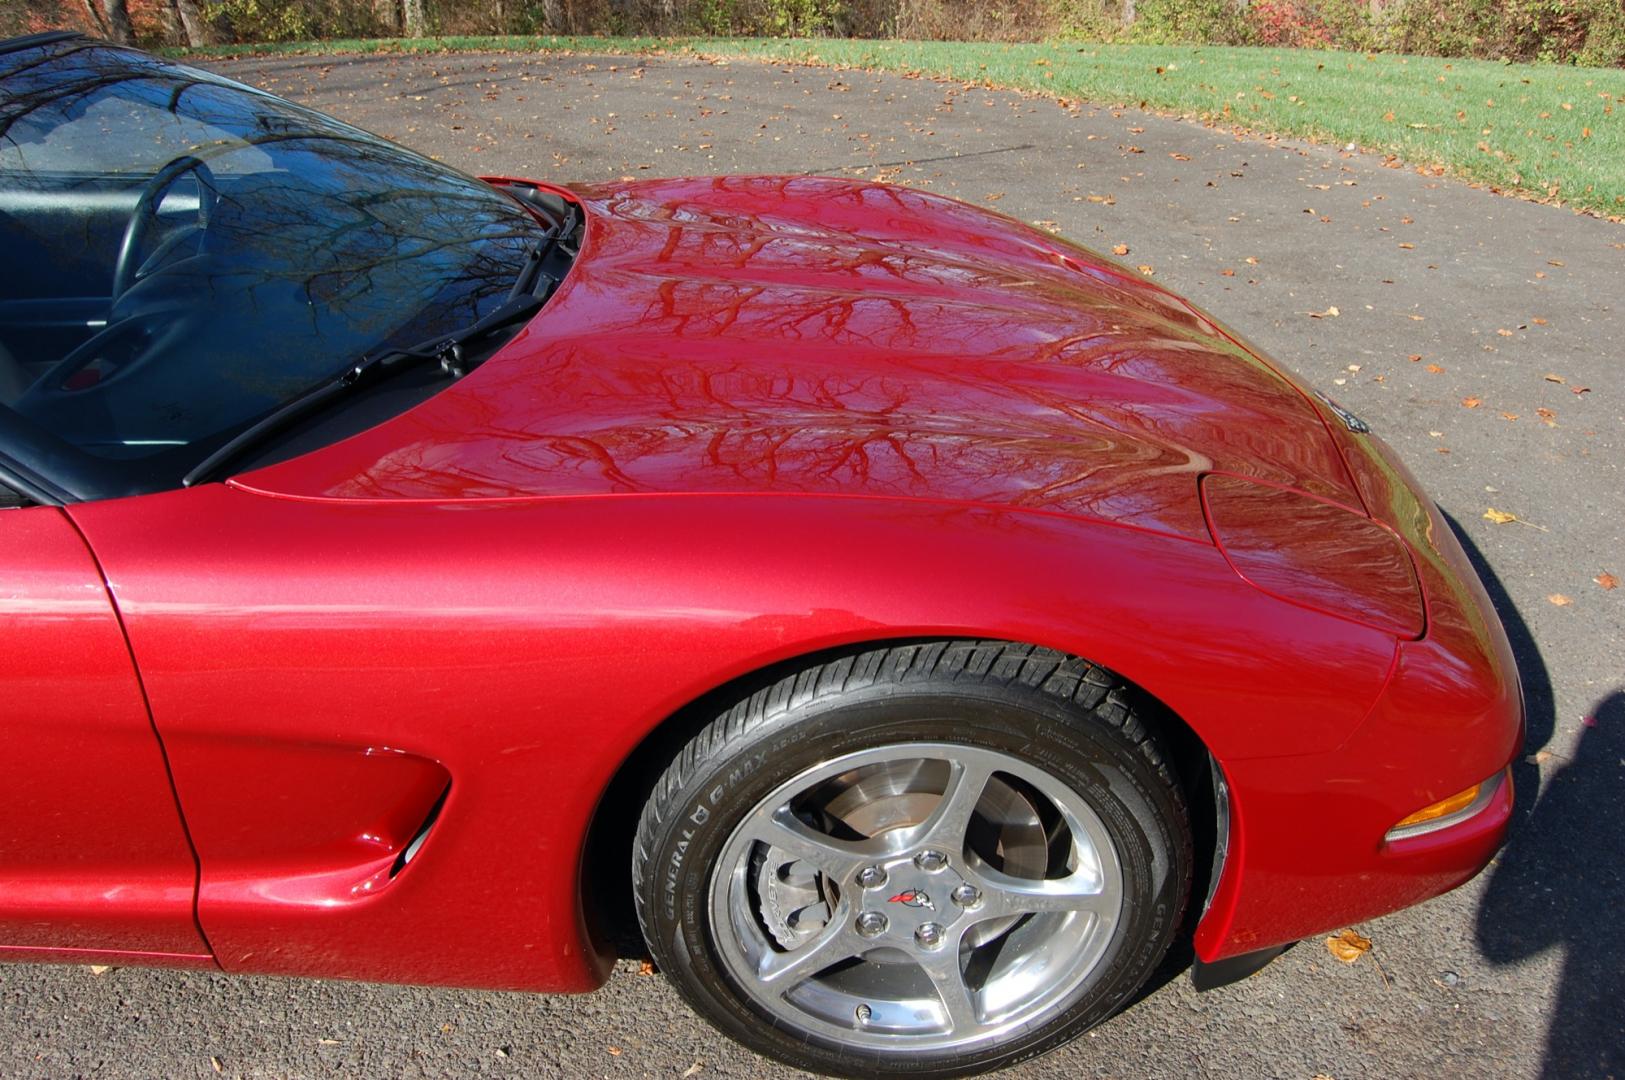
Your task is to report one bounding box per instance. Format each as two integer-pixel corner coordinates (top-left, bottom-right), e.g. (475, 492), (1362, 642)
(239, 176), (1361, 542)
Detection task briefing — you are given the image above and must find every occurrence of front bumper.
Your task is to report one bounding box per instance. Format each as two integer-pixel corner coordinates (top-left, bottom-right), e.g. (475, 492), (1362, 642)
(1193, 429), (1523, 961)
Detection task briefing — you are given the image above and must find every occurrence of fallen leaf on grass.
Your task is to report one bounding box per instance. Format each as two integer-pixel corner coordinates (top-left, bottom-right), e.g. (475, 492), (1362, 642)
(1327, 929), (1372, 963)
(1548, 594), (1573, 607)
(1597, 572), (1618, 591)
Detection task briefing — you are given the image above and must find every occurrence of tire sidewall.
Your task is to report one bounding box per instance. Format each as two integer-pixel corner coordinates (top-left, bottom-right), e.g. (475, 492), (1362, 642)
(639, 684), (1187, 1078)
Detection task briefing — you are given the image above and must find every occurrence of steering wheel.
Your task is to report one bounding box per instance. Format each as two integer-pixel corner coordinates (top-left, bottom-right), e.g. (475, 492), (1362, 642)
(110, 154), (218, 306)
(16, 156), (218, 413)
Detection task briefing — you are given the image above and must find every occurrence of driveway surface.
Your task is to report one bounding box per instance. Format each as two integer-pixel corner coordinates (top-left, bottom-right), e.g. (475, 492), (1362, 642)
(2, 50), (1620, 1080)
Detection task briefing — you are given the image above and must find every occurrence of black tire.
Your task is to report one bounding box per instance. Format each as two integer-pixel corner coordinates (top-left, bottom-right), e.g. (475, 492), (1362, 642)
(632, 640), (1193, 1079)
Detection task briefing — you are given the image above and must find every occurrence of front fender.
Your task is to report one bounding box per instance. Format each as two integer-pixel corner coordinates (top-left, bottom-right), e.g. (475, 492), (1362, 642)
(74, 485), (1397, 991)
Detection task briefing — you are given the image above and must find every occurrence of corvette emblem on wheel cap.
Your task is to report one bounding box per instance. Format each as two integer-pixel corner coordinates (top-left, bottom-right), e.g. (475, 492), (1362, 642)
(887, 889), (934, 910)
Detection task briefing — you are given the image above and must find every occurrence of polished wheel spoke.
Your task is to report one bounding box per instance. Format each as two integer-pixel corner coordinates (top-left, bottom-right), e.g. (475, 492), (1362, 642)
(971, 866), (1111, 918)
(757, 902), (864, 987)
(742, 807), (875, 881)
(709, 740), (1128, 1052)
(919, 938), (981, 1035)
(911, 757), (997, 852)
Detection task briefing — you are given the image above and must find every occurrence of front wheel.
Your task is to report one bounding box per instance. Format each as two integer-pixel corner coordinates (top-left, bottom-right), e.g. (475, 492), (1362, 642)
(632, 641), (1192, 1078)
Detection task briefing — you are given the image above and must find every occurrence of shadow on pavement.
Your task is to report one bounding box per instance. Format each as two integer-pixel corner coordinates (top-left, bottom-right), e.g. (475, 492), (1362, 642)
(1477, 692), (1623, 1079)
(1446, 513), (1624, 1079)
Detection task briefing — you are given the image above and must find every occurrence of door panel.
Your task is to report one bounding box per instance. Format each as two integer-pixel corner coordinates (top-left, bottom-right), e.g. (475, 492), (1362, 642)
(0, 505), (207, 956)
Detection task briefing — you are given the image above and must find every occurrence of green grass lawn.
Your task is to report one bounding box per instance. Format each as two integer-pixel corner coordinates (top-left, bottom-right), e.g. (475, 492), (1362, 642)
(173, 35), (1625, 218)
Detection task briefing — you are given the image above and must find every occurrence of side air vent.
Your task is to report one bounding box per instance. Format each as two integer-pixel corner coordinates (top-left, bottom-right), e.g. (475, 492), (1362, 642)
(391, 783), (450, 879)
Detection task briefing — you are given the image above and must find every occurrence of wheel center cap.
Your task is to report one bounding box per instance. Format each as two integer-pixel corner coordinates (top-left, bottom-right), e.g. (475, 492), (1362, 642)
(859, 855), (971, 934)
(886, 887), (938, 912)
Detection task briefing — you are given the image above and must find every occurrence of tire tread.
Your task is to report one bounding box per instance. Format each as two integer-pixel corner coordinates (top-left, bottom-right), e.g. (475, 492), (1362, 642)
(632, 639), (1186, 949)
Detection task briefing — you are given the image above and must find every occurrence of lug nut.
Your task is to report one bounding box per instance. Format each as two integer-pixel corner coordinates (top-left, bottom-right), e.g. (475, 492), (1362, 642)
(855, 1003), (873, 1023)
(856, 866), (887, 889)
(950, 884), (981, 908)
(856, 911), (888, 937)
(915, 922), (945, 950)
(914, 850), (948, 872)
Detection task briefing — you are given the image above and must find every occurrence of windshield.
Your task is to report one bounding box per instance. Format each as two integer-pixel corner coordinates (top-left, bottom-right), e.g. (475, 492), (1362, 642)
(0, 37), (546, 498)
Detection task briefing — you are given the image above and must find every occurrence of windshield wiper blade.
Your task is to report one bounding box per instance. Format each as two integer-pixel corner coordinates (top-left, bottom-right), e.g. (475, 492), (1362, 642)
(182, 289), (545, 488)
(506, 222), (559, 301)
(507, 203), (579, 301)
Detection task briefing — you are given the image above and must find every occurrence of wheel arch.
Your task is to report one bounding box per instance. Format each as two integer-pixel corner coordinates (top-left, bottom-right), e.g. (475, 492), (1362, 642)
(578, 635), (1224, 967)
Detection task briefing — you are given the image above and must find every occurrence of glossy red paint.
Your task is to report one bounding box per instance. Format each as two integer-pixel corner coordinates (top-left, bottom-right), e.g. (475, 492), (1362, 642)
(12, 174), (1520, 993)
(71, 481), (1399, 989)
(1201, 472), (1425, 638)
(0, 506), (206, 958)
(1194, 428), (1522, 958)
(244, 176), (1363, 544)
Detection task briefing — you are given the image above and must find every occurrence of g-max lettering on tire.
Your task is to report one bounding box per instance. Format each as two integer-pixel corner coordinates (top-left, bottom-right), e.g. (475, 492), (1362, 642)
(632, 641), (1193, 1078)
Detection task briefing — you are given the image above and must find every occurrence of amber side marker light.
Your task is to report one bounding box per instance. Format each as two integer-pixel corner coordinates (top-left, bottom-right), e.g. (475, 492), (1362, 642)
(1385, 770), (1508, 842)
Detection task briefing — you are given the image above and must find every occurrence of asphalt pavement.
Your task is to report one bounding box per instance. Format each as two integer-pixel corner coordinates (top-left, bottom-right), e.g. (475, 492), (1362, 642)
(2, 49), (1620, 1080)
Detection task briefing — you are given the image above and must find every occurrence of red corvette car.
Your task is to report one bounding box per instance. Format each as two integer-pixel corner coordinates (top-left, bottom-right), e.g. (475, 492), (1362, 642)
(0, 31), (1521, 1078)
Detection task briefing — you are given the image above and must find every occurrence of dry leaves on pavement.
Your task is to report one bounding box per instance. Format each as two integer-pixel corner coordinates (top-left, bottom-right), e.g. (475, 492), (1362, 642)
(1483, 508), (1549, 531)
(1326, 929), (1372, 963)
